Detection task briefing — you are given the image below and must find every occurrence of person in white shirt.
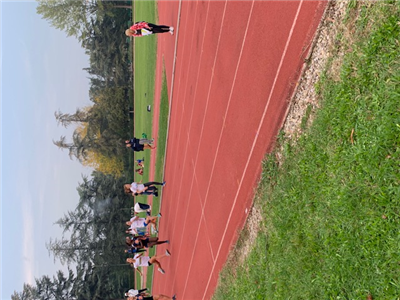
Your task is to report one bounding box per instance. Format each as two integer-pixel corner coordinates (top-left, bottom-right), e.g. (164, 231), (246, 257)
(126, 249), (171, 276)
(125, 215), (159, 234)
(124, 181), (166, 197)
(125, 288), (148, 298)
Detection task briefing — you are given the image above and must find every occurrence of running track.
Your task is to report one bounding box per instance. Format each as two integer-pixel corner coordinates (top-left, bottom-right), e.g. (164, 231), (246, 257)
(149, 1), (327, 299)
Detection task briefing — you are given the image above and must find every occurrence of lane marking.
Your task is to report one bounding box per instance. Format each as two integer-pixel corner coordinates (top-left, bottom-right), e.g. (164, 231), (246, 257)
(179, 0), (237, 297)
(201, 1), (304, 298)
(166, 0), (217, 289)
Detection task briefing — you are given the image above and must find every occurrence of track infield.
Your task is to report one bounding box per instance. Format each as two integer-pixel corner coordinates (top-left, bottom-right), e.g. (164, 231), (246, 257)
(150, 1), (327, 299)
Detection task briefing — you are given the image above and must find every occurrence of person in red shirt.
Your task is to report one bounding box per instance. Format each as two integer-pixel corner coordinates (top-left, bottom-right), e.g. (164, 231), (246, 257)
(125, 21), (174, 37)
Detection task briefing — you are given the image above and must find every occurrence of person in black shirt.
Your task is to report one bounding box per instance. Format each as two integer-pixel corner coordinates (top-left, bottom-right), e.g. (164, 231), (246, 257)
(125, 138), (156, 152)
(128, 293), (176, 300)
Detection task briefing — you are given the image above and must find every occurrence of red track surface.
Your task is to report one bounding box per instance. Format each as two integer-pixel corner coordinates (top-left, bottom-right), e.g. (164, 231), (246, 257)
(149, 1), (327, 299)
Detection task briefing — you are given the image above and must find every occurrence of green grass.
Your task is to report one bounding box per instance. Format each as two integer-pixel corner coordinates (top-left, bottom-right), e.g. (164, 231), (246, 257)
(213, 1), (400, 299)
(144, 68), (170, 291)
(130, 2), (170, 292)
(133, 0), (158, 183)
(130, 0), (162, 291)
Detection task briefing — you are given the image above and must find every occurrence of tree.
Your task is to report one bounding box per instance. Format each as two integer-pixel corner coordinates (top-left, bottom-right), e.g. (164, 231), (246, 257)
(55, 108), (90, 128)
(47, 171), (129, 265)
(11, 283), (38, 300)
(15, 170), (132, 299)
(53, 131), (91, 162)
(12, 269), (76, 300)
(82, 151), (124, 176)
(36, 0), (132, 42)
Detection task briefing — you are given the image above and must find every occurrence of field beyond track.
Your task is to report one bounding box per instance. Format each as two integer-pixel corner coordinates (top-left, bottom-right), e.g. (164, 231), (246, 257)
(150, 1), (327, 299)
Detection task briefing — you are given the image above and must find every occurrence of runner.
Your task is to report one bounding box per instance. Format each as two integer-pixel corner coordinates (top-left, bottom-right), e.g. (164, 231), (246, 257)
(126, 249), (171, 275)
(125, 215), (159, 234)
(127, 235), (169, 250)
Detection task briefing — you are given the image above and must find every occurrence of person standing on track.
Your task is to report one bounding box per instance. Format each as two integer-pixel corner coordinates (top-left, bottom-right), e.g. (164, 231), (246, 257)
(125, 21), (174, 37)
(126, 249), (171, 275)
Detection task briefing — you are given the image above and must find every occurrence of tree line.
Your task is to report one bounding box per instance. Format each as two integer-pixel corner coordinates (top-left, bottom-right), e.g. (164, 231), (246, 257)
(13, 172), (134, 300)
(48, 0), (136, 175)
(12, 1), (136, 299)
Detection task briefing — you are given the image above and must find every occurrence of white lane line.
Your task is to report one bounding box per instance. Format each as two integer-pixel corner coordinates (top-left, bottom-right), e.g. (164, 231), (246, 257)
(201, 1), (304, 298)
(193, 171), (216, 263)
(180, 1), (231, 298)
(167, 0), (214, 289)
(169, 0), (200, 241)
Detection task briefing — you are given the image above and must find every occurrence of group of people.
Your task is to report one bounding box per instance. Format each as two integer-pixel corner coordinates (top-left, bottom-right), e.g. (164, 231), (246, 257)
(122, 18), (175, 300)
(123, 211), (174, 300)
(123, 137), (174, 299)
(123, 207), (174, 299)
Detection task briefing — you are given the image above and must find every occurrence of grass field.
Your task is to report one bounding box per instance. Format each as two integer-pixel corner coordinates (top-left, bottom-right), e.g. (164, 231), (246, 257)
(133, 0), (158, 184)
(213, 1), (400, 299)
(145, 70), (170, 291)
(131, 1), (170, 291)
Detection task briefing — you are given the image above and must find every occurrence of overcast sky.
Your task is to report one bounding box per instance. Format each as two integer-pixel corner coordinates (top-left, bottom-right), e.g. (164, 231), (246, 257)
(1, 1), (94, 298)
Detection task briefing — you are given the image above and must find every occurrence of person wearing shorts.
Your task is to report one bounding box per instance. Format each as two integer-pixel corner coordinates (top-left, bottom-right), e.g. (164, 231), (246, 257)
(126, 249), (171, 276)
(130, 235), (169, 249)
(125, 216), (159, 234)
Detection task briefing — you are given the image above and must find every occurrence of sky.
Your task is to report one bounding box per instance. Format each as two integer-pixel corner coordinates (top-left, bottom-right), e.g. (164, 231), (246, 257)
(1, 1), (94, 298)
